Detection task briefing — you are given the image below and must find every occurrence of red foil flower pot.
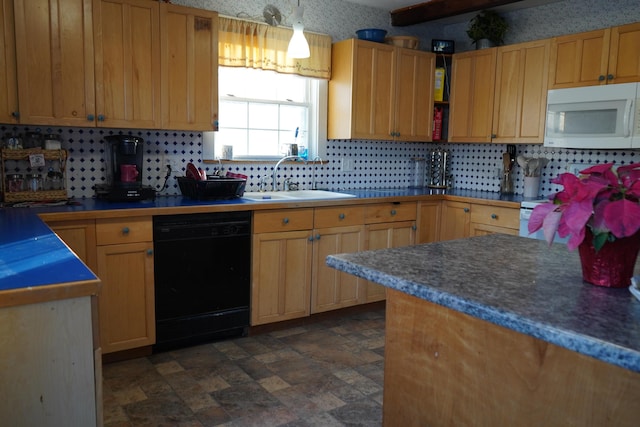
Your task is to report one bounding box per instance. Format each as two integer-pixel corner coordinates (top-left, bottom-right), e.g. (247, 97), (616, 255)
(578, 228), (640, 288)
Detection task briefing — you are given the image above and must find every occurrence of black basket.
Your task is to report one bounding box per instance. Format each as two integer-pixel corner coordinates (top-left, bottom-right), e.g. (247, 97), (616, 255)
(177, 177), (246, 200)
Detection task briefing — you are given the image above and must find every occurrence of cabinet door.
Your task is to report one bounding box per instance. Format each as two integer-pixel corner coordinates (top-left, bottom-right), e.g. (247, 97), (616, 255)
(365, 220), (416, 302)
(97, 241), (155, 353)
(608, 22), (640, 84)
(548, 28), (610, 89)
(470, 222), (519, 237)
(352, 40), (396, 140)
(492, 39), (550, 144)
(439, 201), (470, 241)
(47, 219), (97, 272)
(311, 225), (365, 314)
(251, 230), (312, 325)
(13, 0), (96, 126)
(160, 3), (218, 131)
(417, 200), (442, 244)
(394, 48), (435, 142)
(93, 0), (160, 128)
(449, 48), (497, 143)
(0, 0), (17, 124)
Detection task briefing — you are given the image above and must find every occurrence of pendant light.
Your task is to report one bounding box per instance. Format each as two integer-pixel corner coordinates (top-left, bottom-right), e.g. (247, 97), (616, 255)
(287, 1), (310, 59)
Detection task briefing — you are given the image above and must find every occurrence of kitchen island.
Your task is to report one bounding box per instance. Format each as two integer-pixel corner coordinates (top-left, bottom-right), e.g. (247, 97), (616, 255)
(327, 233), (640, 426)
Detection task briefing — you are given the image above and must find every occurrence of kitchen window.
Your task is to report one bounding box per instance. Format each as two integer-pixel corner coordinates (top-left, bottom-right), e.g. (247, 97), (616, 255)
(214, 67), (326, 160)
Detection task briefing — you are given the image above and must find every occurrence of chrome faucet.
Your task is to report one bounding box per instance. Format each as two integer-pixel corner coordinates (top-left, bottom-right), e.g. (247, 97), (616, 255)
(311, 156), (323, 190)
(272, 155), (306, 191)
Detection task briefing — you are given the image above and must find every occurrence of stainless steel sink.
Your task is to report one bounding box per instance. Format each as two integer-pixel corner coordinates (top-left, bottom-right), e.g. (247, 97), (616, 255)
(242, 190), (356, 202)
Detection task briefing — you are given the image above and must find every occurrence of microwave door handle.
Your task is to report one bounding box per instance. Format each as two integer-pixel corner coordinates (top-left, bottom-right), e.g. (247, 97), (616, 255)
(624, 99), (633, 137)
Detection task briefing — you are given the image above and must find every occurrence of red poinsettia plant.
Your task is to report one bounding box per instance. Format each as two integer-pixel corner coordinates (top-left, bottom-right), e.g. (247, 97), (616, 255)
(528, 162), (640, 251)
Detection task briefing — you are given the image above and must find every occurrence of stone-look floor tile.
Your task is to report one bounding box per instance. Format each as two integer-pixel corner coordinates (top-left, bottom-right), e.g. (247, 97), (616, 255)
(156, 360), (186, 376)
(258, 375), (291, 393)
(102, 307), (385, 427)
(329, 398), (383, 426)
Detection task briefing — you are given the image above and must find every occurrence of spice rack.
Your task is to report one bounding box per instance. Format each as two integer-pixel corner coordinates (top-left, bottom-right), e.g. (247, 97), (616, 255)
(1, 148), (68, 203)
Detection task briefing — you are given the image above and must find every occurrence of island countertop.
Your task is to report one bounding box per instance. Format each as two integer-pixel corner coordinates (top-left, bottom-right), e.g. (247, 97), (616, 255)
(326, 233), (640, 373)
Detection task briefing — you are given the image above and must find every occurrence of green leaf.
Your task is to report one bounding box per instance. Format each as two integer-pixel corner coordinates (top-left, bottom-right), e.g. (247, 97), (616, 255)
(593, 231), (609, 252)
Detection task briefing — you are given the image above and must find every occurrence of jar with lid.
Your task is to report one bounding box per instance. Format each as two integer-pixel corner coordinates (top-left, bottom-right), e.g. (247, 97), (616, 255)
(46, 168), (64, 190)
(6, 174), (24, 192)
(4, 133), (23, 150)
(27, 173), (43, 192)
(43, 133), (62, 150)
(23, 131), (43, 149)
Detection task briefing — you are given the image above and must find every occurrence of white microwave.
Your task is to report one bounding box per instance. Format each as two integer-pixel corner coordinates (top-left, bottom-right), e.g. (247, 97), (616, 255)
(544, 82), (640, 149)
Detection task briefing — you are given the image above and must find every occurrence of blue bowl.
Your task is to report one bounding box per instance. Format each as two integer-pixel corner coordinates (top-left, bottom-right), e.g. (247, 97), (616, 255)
(356, 28), (387, 43)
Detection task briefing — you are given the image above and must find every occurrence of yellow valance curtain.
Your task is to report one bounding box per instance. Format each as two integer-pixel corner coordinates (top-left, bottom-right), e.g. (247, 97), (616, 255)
(218, 16), (332, 79)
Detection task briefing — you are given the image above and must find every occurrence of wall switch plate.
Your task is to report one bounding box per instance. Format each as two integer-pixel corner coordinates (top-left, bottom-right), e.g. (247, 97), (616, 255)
(341, 157), (354, 172)
(566, 163), (598, 176)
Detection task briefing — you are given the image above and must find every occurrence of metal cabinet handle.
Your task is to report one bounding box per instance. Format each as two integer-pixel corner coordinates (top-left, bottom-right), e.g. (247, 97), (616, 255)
(491, 133), (497, 138)
(491, 213), (497, 219)
(411, 224), (417, 231)
(282, 218), (289, 224)
(464, 208), (470, 213)
(339, 213), (345, 220)
(315, 234), (321, 240)
(122, 227), (130, 235)
(598, 75), (606, 81)
(390, 209), (397, 216)
(11, 111), (19, 119)
(308, 236), (314, 242)
(87, 114), (95, 121)
(97, 114), (105, 122)
(147, 249), (153, 256)
(607, 74), (614, 81)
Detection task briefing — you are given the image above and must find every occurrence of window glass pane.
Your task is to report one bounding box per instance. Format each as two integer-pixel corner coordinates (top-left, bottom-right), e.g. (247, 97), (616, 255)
(248, 130), (279, 155)
(219, 101), (247, 128)
(248, 103), (279, 130)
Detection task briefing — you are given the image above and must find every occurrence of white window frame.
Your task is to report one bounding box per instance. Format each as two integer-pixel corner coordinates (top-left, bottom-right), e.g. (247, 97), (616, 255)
(203, 67), (327, 161)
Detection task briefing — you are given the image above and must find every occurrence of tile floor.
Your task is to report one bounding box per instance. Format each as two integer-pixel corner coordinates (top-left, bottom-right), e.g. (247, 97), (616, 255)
(102, 307), (385, 426)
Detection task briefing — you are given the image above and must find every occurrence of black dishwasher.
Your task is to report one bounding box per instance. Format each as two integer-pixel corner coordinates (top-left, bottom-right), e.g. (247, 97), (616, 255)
(152, 211), (251, 352)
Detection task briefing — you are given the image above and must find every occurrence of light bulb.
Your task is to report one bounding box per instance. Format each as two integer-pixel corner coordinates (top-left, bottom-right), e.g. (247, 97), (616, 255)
(287, 6), (310, 59)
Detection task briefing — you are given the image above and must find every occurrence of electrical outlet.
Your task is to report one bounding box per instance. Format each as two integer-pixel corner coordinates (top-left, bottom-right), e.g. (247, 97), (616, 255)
(162, 155), (177, 176)
(566, 163), (598, 176)
(341, 157), (354, 172)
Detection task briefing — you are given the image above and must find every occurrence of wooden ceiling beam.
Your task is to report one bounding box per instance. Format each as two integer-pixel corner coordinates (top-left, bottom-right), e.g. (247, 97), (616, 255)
(390, 0), (524, 26)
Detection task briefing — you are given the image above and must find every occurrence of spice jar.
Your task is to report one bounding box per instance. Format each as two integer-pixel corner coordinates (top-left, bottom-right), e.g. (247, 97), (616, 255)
(27, 173), (43, 192)
(7, 174), (24, 192)
(23, 131), (43, 149)
(46, 169), (64, 190)
(4, 133), (22, 150)
(43, 133), (62, 150)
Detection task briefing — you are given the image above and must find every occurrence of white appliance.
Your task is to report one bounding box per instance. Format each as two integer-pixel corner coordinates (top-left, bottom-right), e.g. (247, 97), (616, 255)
(519, 200), (568, 244)
(544, 82), (640, 149)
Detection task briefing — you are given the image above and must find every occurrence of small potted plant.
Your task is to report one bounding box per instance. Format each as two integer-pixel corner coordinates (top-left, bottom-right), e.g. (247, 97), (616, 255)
(466, 10), (509, 49)
(528, 163), (640, 287)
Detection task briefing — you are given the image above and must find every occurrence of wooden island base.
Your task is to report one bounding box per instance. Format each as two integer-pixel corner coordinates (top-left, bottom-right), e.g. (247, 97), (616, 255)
(384, 289), (640, 426)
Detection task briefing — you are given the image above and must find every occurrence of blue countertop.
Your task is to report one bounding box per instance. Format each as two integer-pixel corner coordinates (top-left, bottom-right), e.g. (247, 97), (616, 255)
(0, 208), (98, 292)
(326, 233), (640, 373)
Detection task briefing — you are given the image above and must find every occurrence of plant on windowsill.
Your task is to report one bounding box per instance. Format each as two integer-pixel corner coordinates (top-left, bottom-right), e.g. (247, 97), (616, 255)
(466, 10), (508, 49)
(528, 163), (640, 288)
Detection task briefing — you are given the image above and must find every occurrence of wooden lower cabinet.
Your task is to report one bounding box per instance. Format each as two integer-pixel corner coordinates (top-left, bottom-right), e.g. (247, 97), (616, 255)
(46, 218), (97, 272)
(312, 206), (366, 314)
(96, 217), (155, 354)
(251, 209), (314, 325)
(417, 200), (442, 244)
(440, 201), (519, 240)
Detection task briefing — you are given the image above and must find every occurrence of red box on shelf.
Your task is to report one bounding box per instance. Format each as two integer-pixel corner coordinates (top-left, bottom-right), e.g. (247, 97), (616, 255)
(433, 107), (443, 140)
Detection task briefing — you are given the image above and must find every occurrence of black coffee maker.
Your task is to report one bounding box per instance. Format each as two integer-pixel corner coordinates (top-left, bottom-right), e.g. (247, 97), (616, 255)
(95, 135), (156, 201)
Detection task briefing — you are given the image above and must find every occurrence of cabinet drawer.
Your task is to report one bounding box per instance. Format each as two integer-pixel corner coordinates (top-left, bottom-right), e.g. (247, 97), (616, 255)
(470, 205), (519, 229)
(253, 209), (314, 233)
(364, 202), (417, 224)
(314, 206), (364, 228)
(96, 217), (152, 245)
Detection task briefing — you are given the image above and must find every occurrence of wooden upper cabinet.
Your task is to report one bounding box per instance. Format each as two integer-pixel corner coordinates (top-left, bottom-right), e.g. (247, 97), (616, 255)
(492, 39), (550, 144)
(93, 0), (161, 129)
(549, 23), (640, 89)
(0, 0), (18, 124)
(394, 48), (435, 142)
(160, 3), (218, 131)
(328, 38), (435, 142)
(607, 22), (640, 84)
(13, 0), (95, 126)
(448, 48), (497, 143)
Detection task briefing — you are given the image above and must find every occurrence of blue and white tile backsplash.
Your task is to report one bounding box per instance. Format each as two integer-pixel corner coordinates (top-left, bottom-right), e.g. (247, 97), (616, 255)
(3, 0), (640, 200)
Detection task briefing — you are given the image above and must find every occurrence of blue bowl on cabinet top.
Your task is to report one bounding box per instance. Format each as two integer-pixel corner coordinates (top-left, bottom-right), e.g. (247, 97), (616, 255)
(356, 28), (387, 43)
